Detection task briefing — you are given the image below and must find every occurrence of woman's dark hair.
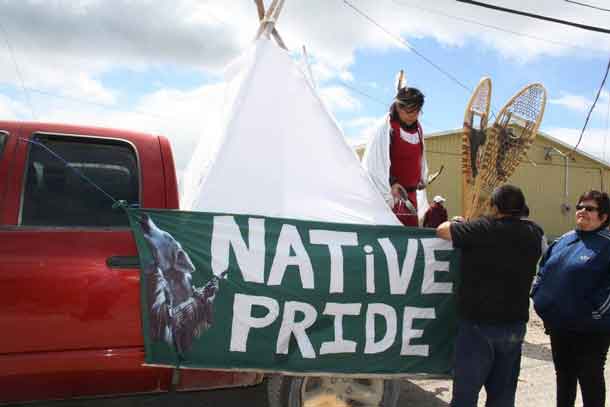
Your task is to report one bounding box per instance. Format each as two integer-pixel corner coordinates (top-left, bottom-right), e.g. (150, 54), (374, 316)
(578, 190), (610, 228)
(490, 184), (526, 216)
(390, 87), (424, 120)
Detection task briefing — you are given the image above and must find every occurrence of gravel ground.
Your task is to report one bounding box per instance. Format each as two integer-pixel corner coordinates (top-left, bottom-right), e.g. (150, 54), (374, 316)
(397, 303), (610, 406)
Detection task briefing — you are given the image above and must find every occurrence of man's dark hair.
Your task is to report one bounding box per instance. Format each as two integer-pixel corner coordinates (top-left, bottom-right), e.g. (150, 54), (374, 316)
(521, 204), (530, 218)
(390, 87), (424, 120)
(578, 190), (610, 228)
(490, 184), (527, 216)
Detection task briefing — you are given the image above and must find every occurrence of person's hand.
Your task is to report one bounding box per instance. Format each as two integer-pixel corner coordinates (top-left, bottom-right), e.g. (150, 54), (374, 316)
(417, 180), (427, 190)
(391, 183), (402, 197)
(451, 216), (465, 223)
(391, 183), (406, 204)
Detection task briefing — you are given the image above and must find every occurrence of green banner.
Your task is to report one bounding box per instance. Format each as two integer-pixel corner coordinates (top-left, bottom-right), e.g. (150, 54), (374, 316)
(127, 208), (459, 376)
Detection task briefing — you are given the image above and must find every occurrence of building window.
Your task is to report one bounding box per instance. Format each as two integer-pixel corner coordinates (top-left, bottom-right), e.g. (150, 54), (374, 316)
(21, 134), (139, 227)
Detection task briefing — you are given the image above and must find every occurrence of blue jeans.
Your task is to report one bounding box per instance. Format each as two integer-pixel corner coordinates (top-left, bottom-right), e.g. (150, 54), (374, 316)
(451, 319), (526, 407)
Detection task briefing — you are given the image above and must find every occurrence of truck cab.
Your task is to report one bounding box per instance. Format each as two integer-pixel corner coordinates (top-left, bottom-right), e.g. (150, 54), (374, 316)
(0, 121), (260, 404)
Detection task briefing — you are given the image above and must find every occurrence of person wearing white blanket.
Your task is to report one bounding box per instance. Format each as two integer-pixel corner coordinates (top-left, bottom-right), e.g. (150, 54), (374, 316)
(363, 86), (429, 227)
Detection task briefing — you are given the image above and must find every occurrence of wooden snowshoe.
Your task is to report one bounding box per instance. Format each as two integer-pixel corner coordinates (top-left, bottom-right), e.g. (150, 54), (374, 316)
(466, 83), (547, 219)
(462, 77), (492, 218)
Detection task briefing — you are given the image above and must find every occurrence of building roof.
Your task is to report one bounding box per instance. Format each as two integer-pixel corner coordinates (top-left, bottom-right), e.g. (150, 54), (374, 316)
(353, 128), (610, 169)
(538, 130), (610, 169)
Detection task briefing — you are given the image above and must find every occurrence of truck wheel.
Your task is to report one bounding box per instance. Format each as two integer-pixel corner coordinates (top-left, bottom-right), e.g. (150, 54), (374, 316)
(267, 375), (401, 407)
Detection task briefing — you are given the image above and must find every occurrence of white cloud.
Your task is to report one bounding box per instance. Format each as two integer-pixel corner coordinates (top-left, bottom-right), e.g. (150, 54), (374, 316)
(550, 90), (610, 116)
(0, 94), (29, 119)
(550, 94), (591, 112)
(309, 61), (341, 83)
(0, 0), (251, 71)
(1, 0), (609, 182)
(393, 0), (610, 61)
(344, 116), (383, 128)
(344, 115), (386, 147)
(339, 70), (354, 82)
(294, 57), (354, 85)
(1, 0), (608, 112)
(4, 0), (606, 94)
(134, 83), (227, 171)
(318, 86), (362, 112)
(8, 82), (226, 175)
(544, 126), (610, 162)
(68, 74), (116, 104)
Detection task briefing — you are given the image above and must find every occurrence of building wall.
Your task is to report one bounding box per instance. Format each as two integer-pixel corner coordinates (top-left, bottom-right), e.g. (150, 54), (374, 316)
(358, 130), (610, 239)
(513, 136), (610, 239)
(422, 133), (463, 223)
(425, 131), (610, 239)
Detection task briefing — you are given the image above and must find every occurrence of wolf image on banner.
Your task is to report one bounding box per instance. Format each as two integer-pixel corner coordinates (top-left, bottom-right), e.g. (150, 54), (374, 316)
(139, 214), (225, 356)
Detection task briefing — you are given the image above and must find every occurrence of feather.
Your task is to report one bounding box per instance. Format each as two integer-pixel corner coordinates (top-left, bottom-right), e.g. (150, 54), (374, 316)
(144, 262), (172, 343)
(395, 69), (406, 92)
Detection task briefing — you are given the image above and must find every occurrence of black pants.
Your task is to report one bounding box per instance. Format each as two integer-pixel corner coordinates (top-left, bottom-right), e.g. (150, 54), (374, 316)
(549, 330), (610, 407)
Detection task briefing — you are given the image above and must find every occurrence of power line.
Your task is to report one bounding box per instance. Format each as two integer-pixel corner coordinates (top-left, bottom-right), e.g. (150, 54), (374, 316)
(343, 0), (473, 94)
(343, 0), (509, 127)
(0, 33), (379, 134)
(391, 0), (594, 53)
(24, 79), (403, 137)
(333, 79), (435, 128)
(572, 56), (610, 153)
(337, 80), (389, 107)
(0, 20), (37, 120)
(0, 2), (438, 135)
(565, 0), (610, 13)
(25, 87), (180, 121)
(604, 81), (610, 161)
(456, 0), (610, 34)
(302, 51), (438, 127)
(342, 0), (505, 122)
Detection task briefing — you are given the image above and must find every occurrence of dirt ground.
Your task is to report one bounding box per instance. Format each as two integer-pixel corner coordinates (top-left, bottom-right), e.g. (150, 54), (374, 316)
(398, 302), (610, 406)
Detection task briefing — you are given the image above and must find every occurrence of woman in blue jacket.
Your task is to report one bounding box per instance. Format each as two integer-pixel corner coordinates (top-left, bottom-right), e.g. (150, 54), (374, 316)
(532, 190), (610, 407)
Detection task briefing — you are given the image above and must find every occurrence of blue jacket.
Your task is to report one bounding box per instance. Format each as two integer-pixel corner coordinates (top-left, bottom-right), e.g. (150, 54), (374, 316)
(531, 228), (610, 333)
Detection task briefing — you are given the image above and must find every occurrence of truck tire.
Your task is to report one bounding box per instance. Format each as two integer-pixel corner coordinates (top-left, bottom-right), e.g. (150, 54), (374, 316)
(267, 375), (401, 407)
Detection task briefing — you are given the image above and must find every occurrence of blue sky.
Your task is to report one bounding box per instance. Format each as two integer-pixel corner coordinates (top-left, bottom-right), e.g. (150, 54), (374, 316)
(0, 0), (609, 180)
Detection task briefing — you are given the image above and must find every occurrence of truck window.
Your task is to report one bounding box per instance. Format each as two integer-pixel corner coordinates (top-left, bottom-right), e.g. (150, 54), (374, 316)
(0, 132), (6, 158)
(20, 134), (139, 227)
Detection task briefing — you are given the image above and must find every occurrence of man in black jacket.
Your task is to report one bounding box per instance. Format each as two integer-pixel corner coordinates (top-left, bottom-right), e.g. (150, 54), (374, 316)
(436, 184), (544, 407)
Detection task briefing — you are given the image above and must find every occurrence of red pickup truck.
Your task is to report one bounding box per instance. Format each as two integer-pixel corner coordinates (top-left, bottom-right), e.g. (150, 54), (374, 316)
(0, 121), (261, 404)
(0, 121), (401, 407)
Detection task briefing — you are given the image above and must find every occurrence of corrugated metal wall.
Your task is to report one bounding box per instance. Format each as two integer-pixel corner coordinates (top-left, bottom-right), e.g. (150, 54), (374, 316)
(424, 131), (610, 239)
(357, 130), (610, 239)
(423, 133), (463, 224)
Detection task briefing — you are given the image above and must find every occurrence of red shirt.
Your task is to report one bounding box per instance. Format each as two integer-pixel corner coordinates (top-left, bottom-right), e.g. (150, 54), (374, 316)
(389, 120), (423, 227)
(389, 120), (423, 190)
(423, 204), (448, 228)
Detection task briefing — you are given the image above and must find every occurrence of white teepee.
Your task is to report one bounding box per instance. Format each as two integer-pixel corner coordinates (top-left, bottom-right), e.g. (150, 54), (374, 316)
(181, 38), (400, 226)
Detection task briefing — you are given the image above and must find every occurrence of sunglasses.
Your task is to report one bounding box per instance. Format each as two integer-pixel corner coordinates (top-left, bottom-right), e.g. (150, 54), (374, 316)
(576, 204), (599, 212)
(396, 103), (420, 114)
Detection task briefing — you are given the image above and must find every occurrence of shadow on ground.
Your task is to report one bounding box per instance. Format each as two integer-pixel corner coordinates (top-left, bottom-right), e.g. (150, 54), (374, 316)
(522, 340), (552, 362)
(14, 383), (268, 407)
(398, 379), (450, 406)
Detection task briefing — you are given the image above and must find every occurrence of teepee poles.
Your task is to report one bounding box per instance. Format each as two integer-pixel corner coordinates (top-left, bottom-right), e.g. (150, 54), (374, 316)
(302, 45), (317, 89)
(254, 0), (287, 49)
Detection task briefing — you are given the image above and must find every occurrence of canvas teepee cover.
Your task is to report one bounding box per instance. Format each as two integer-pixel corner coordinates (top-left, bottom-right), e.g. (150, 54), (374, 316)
(182, 39), (400, 226)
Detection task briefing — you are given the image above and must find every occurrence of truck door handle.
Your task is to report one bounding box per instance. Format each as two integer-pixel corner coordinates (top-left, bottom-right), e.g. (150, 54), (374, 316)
(106, 256), (140, 269)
